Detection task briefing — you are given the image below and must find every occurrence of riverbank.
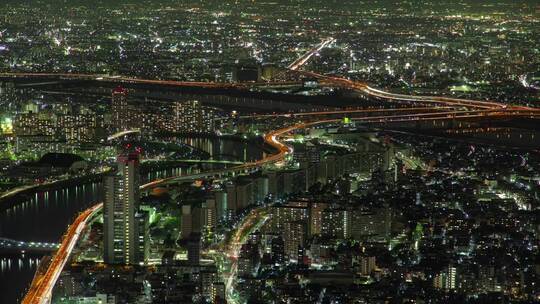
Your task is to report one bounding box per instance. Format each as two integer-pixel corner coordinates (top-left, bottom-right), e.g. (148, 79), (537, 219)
(0, 173), (105, 212)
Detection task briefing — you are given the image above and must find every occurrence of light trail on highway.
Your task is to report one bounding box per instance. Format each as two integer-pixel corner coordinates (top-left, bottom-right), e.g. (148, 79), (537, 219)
(239, 106), (455, 119)
(22, 203), (102, 304)
(222, 208), (269, 304)
(0, 72), (300, 90)
(19, 121), (291, 304)
(360, 85), (510, 110)
(3, 70), (539, 113)
(287, 69), (539, 112)
(288, 38), (335, 71)
(23, 103), (540, 302)
(16, 38), (540, 303)
(0, 72), (239, 89)
(20, 106), (540, 303)
(106, 128), (141, 141)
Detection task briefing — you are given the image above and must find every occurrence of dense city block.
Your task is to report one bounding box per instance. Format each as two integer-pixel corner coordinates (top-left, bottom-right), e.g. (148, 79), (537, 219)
(0, 1), (539, 304)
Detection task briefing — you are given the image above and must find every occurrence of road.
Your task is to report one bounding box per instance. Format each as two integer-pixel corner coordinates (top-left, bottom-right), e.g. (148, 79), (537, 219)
(18, 125), (284, 304)
(288, 69), (539, 112)
(221, 208), (269, 304)
(238, 106), (454, 119)
(0, 73), (239, 89)
(143, 158), (244, 165)
(360, 85), (509, 110)
(15, 111), (288, 303)
(18, 104), (540, 303)
(16, 38), (540, 303)
(0, 72), (300, 90)
(288, 37), (335, 71)
(21, 203), (102, 304)
(0, 237), (59, 252)
(106, 128), (141, 141)
(2, 70), (539, 113)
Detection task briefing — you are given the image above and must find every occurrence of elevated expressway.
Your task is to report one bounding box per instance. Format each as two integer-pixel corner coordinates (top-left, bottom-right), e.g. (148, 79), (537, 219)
(19, 116), (286, 303)
(106, 128), (141, 141)
(3, 66), (535, 113)
(16, 39), (540, 303)
(0, 72), (298, 90)
(20, 104), (540, 303)
(22, 203), (102, 304)
(288, 38), (335, 71)
(0, 238), (59, 253)
(3, 70), (539, 115)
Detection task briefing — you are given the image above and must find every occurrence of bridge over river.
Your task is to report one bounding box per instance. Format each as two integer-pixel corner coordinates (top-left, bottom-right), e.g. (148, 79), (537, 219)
(0, 238), (59, 254)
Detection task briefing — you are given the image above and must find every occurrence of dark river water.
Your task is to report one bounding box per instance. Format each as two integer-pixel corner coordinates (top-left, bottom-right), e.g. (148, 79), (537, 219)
(0, 137), (265, 304)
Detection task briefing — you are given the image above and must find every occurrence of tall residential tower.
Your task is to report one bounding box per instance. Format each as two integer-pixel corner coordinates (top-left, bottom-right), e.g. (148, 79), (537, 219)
(111, 87), (129, 132)
(103, 152), (148, 265)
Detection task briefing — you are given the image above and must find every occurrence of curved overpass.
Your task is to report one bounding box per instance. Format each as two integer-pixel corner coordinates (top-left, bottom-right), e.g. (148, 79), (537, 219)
(20, 105), (540, 303)
(360, 85), (511, 110)
(14, 58), (540, 302)
(2, 72), (536, 112)
(20, 118), (291, 304)
(22, 203), (102, 304)
(106, 129), (141, 141)
(11, 34), (540, 301)
(288, 69), (540, 111)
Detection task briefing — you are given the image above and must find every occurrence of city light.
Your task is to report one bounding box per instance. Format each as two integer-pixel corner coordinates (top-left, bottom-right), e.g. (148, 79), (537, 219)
(0, 1), (539, 303)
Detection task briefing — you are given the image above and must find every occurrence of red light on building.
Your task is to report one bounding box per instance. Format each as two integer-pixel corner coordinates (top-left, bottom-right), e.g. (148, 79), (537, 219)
(112, 86), (127, 94)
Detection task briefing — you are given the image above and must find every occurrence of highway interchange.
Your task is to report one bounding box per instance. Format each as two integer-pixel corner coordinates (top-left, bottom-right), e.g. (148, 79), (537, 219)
(17, 39), (540, 303)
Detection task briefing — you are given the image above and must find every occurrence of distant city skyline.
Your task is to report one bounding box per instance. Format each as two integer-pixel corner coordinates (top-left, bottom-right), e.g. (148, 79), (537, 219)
(0, 1), (539, 303)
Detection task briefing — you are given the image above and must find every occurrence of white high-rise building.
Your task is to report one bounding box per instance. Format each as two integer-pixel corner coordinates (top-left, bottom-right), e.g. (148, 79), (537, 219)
(103, 153), (148, 265)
